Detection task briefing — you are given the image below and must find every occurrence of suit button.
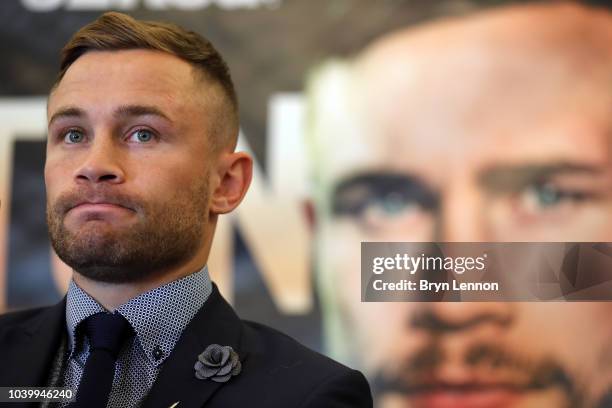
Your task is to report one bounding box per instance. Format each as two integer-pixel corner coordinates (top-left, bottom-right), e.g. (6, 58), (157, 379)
(153, 346), (164, 361)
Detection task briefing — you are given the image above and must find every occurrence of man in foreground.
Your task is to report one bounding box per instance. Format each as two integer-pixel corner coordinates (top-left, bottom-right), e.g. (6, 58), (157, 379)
(306, 2), (612, 407)
(0, 12), (372, 408)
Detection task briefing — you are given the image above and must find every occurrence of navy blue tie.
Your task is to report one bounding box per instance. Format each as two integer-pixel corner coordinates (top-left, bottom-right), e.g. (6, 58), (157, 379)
(70, 312), (133, 408)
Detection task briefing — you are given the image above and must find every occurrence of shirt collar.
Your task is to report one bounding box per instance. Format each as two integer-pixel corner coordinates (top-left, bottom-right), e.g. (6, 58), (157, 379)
(65, 266), (213, 367)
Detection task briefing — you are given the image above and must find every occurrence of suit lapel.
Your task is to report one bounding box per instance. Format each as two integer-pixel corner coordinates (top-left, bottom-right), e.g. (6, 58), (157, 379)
(142, 285), (246, 408)
(0, 298), (66, 388)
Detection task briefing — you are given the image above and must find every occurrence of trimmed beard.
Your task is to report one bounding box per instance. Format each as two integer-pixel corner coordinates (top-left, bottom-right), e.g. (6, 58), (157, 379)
(46, 176), (209, 283)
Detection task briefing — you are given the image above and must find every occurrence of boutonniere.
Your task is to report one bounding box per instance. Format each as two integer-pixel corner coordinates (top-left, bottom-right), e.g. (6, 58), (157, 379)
(194, 344), (242, 383)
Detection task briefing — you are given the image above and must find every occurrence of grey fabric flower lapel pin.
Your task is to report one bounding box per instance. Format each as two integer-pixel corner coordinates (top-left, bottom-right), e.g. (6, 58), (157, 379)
(194, 344), (241, 383)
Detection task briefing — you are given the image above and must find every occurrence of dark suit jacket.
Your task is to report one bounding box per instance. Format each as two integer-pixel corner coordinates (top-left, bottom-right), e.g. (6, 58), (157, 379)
(0, 284), (372, 407)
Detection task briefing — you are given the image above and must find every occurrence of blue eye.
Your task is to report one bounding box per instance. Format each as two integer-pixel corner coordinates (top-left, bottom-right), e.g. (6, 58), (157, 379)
(130, 129), (154, 143)
(332, 174), (438, 219)
(377, 192), (414, 215)
(532, 184), (562, 207)
(523, 183), (587, 210)
(64, 129), (84, 144)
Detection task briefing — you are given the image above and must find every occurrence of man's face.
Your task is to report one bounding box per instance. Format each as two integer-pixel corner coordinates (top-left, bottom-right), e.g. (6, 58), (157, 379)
(45, 49), (217, 282)
(311, 8), (612, 408)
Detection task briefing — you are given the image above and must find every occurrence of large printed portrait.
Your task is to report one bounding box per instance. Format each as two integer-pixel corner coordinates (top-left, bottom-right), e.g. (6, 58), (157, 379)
(1, 1), (611, 407)
(306, 2), (612, 407)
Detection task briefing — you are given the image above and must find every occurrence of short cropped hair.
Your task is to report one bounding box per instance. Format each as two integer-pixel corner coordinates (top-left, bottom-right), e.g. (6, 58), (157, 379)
(53, 11), (238, 149)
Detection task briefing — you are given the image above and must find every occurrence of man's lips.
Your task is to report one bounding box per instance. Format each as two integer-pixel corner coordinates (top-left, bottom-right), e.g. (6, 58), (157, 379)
(68, 201), (134, 214)
(403, 383), (524, 408)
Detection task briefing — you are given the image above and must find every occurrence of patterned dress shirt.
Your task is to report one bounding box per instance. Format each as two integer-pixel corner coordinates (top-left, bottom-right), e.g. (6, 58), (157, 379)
(58, 266), (213, 408)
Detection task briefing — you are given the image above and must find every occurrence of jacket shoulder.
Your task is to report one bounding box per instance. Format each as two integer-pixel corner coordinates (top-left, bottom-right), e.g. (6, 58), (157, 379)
(241, 319), (346, 372)
(0, 306), (51, 331)
(231, 320), (372, 407)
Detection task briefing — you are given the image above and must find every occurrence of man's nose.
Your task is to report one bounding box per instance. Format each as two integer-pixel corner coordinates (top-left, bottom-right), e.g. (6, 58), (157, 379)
(435, 179), (487, 242)
(74, 136), (125, 184)
(410, 302), (514, 334)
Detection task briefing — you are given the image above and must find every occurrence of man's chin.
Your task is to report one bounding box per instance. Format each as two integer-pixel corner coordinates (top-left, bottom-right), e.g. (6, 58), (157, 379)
(55, 234), (192, 284)
(53, 234), (146, 283)
(72, 264), (151, 284)
(61, 251), (146, 283)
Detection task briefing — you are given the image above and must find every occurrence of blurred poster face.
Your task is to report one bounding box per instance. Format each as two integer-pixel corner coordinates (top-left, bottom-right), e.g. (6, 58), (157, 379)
(307, 3), (612, 408)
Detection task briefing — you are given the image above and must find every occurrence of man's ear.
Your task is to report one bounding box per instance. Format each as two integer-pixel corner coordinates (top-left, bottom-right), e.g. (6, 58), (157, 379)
(210, 151), (253, 214)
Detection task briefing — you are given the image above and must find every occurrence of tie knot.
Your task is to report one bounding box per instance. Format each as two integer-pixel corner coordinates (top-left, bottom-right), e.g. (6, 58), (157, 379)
(83, 312), (133, 358)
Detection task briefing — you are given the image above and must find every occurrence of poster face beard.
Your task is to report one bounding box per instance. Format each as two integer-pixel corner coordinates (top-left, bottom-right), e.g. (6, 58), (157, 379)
(371, 341), (587, 408)
(46, 177), (209, 283)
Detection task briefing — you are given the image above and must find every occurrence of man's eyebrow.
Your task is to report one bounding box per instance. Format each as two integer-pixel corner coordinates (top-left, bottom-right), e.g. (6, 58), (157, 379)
(114, 105), (173, 123)
(480, 162), (605, 192)
(48, 106), (86, 126)
(334, 172), (423, 194)
(48, 105), (173, 127)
